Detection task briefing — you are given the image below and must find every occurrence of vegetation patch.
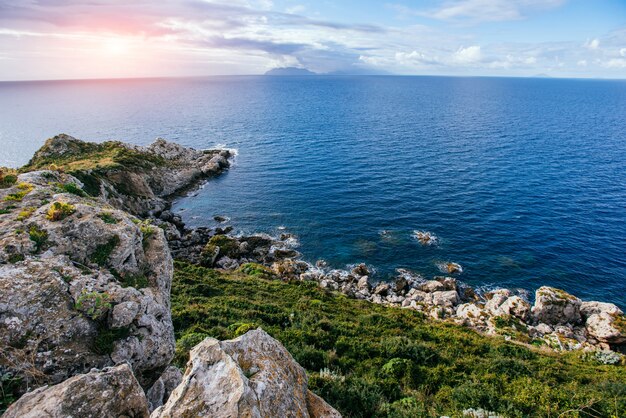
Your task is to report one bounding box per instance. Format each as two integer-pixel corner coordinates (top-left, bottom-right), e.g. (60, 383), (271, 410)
(92, 326), (130, 355)
(0, 371), (21, 414)
(16, 207), (36, 221)
(0, 168), (18, 189)
(22, 138), (168, 173)
(28, 225), (48, 252)
(3, 183), (33, 202)
(203, 235), (240, 259)
(110, 268), (150, 289)
(238, 263), (276, 280)
(89, 235), (120, 266)
(74, 291), (111, 321)
(171, 261), (626, 418)
(97, 212), (118, 224)
(46, 201), (76, 221)
(55, 182), (86, 197)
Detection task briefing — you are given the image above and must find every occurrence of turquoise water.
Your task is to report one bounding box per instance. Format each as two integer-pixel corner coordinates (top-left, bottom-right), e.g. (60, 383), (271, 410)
(1, 76), (625, 306)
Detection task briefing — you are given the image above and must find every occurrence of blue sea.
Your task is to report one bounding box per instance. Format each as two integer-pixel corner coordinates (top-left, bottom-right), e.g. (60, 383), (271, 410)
(1, 76), (625, 307)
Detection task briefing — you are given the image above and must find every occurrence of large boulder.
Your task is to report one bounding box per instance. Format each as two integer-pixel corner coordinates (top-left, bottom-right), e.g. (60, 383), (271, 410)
(485, 289), (530, 321)
(2, 363), (150, 418)
(580, 302), (626, 345)
(153, 328), (340, 418)
(0, 172), (175, 393)
(531, 286), (582, 326)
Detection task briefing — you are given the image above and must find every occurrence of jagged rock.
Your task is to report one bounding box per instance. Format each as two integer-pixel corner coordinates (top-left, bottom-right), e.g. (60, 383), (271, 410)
(0, 171), (175, 392)
(351, 263), (370, 277)
(3, 363), (149, 418)
(153, 329), (340, 418)
(373, 283), (390, 296)
(393, 276), (409, 293)
(146, 366), (183, 412)
(485, 290), (530, 321)
(585, 312), (626, 345)
(531, 286), (581, 325)
(420, 280), (445, 293)
(431, 290), (460, 307)
(580, 301), (622, 318)
(357, 275), (371, 292)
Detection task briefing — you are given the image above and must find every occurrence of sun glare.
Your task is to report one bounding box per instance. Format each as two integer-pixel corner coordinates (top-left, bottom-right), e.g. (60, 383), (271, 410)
(103, 38), (132, 55)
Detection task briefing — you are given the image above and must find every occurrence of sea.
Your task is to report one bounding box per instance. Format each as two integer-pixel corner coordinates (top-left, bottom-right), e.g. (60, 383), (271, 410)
(1, 75), (625, 307)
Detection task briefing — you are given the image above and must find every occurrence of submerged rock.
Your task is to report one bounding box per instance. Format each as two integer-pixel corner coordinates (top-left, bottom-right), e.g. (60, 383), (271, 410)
(3, 363), (149, 418)
(153, 328), (340, 418)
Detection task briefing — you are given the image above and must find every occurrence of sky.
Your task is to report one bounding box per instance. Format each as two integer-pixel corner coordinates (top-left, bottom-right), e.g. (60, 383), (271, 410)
(0, 0), (625, 80)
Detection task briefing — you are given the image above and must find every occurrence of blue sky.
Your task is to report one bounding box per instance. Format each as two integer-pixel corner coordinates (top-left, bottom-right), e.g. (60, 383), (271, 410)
(0, 0), (624, 80)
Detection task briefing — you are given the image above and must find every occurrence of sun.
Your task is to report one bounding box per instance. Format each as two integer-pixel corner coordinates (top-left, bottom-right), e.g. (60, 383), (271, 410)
(103, 37), (132, 55)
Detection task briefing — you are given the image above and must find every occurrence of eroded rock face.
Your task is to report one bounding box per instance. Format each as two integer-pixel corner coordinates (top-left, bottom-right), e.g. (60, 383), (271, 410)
(531, 286), (582, 326)
(153, 329), (340, 418)
(146, 366), (183, 412)
(0, 171), (175, 393)
(2, 363), (150, 418)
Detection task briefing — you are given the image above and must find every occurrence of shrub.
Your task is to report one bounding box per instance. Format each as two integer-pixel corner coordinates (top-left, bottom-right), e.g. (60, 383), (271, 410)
(204, 235), (240, 258)
(46, 201), (76, 221)
(3, 183), (33, 202)
(74, 291), (111, 320)
(97, 212), (118, 224)
(16, 207), (36, 221)
(0, 169), (17, 189)
(90, 235), (120, 266)
(28, 225), (48, 252)
(93, 326), (129, 355)
(0, 372), (21, 414)
(56, 182), (86, 197)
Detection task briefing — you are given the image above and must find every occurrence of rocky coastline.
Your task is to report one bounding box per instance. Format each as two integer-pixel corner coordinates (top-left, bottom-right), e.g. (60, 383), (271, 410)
(0, 135), (624, 415)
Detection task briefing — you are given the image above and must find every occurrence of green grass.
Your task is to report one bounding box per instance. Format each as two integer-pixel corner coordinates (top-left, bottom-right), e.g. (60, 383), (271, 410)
(22, 138), (168, 173)
(171, 261), (626, 418)
(56, 182), (86, 197)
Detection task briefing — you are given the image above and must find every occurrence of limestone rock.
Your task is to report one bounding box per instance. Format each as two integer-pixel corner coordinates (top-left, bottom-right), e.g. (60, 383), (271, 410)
(146, 366), (183, 412)
(0, 171), (175, 392)
(531, 286), (581, 325)
(153, 328), (340, 418)
(585, 312), (626, 345)
(3, 363), (149, 418)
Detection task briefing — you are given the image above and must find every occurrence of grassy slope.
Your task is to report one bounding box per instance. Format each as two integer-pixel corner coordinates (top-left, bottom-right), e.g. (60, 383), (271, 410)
(172, 261), (626, 418)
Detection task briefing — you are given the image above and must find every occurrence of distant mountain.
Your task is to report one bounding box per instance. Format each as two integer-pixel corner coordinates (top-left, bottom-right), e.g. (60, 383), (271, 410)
(264, 67), (317, 76)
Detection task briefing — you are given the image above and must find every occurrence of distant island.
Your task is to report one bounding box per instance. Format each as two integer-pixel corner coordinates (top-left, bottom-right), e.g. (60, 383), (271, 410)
(264, 67), (317, 76)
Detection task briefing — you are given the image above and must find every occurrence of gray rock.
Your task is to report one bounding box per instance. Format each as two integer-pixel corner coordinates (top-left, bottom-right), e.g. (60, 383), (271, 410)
(531, 286), (581, 325)
(153, 329), (340, 418)
(146, 366), (183, 412)
(3, 363), (149, 418)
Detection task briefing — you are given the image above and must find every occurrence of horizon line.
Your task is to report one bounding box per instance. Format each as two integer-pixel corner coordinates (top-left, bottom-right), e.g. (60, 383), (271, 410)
(1, 73), (625, 84)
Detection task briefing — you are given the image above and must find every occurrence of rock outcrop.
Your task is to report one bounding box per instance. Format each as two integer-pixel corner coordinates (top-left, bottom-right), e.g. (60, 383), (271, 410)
(153, 329), (341, 418)
(23, 134), (232, 216)
(0, 170), (176, 392)
(2, 363), (150, 418)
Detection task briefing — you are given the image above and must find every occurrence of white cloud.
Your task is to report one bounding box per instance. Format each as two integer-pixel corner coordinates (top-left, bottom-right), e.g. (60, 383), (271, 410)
(584, 38), (600, 49)
(392, 0), (566, 23)
(603, 58), (626, 69)
(454, 45), (482, 63)
(620, 48), (626, 57)
(577, 60), (587, 66)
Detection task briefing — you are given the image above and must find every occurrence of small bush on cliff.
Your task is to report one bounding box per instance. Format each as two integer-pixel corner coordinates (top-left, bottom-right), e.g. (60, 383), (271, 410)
(203, 235), (240, 259)
(46, 201), (76, 221)
(28, 225), (48, 252)
(0, 168), (17, 189)
(56, 182), (86, 197)
(3, 183), (33, 202)
(74, 291), (111, 321)
(97, 212), (118, 224)
(89, 235), (120, 266)
(171, 261), (626, 418)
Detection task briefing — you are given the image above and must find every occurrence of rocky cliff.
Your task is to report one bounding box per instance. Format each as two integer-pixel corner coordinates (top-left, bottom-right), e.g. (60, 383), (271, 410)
(1, 135), (339, 416)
